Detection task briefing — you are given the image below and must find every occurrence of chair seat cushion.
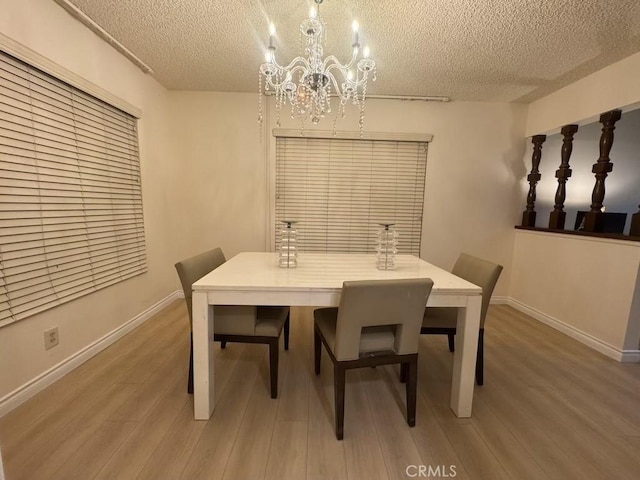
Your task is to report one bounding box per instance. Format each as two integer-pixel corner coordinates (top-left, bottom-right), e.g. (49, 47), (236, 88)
(359, 325), (396, 354)
(315, 308), (396, 355)
(214, 305), (257, 336)
(214, 305), (289, 337)
(422, 307), (458, 329)
(255, 306), (289, 337)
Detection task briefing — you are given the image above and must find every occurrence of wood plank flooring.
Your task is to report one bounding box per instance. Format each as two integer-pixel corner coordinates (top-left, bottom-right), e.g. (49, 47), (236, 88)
(1, 301), (639, 479)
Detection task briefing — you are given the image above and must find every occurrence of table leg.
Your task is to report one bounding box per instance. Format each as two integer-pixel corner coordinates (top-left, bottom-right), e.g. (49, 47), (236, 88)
(450, 295), (482, 417)
(193, 291), (215, 420)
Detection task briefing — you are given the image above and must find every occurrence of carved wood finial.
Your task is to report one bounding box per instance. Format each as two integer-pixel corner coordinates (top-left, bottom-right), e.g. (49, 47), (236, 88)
(522, 134), (547, 227)
(583, 110), (622, 232)
(549, 124), (579, 229)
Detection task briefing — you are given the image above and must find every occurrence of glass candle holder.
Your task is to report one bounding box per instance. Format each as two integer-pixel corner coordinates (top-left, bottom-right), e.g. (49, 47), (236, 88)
(376, 223), (398, 270)
(279, 220), (298, 268)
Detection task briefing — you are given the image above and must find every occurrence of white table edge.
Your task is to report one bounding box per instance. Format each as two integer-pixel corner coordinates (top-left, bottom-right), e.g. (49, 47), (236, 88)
(191, 253), (483, 421)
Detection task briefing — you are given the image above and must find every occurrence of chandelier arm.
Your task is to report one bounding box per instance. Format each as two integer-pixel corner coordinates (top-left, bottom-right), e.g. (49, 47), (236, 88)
(270, 59), (284, 70)
(264, 65), (310, 91)
(324, 64), (367, 89)
(263, 61), (310, 89)
(324, 62), (348, 77)
(265, 71), (284, 88)
(324, 63), (365, 85)
(322, 52), (358, 72)
(268, 54), (310, 74)
(284, 65), (308, 80)
(281, 56), (311, 73)
(327, 72), (344, 97)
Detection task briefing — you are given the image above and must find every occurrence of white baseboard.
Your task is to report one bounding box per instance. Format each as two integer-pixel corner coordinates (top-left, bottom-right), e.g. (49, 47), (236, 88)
(620, 350), (640, 363)
(490, 296), (509, 305)
(506, 297), (640, 363)
(0, 290), (183, 419)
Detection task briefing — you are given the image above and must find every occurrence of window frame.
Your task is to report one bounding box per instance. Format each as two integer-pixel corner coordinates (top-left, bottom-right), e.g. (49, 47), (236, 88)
(270, 129), (431, 256)
(0, 47), (146, 327)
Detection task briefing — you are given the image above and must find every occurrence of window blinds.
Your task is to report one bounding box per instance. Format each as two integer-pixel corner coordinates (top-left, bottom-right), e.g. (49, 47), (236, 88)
(0, 50), (146, 326)
(275, 135), (428, 255)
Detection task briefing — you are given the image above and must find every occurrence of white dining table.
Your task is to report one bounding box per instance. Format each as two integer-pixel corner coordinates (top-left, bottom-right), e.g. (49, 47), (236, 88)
(191, 252), (482, 420)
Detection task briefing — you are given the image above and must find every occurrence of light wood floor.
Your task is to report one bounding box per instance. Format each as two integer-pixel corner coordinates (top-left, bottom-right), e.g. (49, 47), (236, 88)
(1, 302), (639, 480)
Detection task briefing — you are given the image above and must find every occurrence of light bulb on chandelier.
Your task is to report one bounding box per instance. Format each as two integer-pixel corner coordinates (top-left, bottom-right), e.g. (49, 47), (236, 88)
(258, 0), (377, 136)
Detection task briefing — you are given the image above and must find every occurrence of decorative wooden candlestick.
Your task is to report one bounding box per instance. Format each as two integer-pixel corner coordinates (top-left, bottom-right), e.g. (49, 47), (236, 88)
(583, 110), (622, 232)
(522, 135), (547, 227)
(549, 124), (579, 229)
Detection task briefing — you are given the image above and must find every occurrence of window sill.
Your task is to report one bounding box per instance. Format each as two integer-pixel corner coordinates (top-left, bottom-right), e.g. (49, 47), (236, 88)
(514, 226), (640, 243)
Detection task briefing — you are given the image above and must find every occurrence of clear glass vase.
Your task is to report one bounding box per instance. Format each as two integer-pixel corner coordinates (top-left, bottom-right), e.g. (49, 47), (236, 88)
(279, 221), (298, 268)
(376, 223), (397, 270)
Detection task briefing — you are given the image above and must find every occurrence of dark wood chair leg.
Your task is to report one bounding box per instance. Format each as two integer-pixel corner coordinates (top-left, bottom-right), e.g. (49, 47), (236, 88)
(400, 362), (408, 383)
(188, 333), (194, 394)
(221, 340), (227, 349)
(406, 358), (418, 427)
(314, 325), (322, 375)
(447, 333), (455, 352)
(334, 363), (346, 440)
(476, 329), (484, 386)
(269, 338), (279, 399)
(284, 311), (290, 351)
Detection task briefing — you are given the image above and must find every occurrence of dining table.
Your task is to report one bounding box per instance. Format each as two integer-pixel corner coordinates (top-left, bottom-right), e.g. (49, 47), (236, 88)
(191, 252), (482, 420)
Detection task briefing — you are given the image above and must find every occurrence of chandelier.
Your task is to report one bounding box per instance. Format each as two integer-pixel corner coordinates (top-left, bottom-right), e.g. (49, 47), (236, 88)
(258, 0), (376, 134)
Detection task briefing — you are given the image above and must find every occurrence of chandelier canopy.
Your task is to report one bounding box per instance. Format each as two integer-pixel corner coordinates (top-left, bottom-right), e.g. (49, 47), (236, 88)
(258, 0), (377, 134)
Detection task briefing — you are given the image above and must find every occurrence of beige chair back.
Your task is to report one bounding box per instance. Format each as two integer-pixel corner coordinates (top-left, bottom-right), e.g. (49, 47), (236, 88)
(334, 278), (434, 361)
(175, 247), (226, 324)
(452, 253), (503, 327)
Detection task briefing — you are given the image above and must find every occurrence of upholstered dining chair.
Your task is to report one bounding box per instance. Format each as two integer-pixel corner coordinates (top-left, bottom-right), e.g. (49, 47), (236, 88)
(314, 278), (434, 440)
(420, 253), (502, 386)
(175, 248), (290, 398)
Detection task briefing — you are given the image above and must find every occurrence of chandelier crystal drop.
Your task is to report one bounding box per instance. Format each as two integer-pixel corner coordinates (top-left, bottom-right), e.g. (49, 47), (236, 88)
(258, 0), (376, 135)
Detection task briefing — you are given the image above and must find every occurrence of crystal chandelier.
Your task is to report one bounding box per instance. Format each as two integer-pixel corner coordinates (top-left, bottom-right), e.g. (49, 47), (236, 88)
(258, 0), (377, 134)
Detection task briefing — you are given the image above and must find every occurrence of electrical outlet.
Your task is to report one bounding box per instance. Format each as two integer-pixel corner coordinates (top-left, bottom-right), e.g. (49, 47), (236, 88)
(44, 327), (59, 350)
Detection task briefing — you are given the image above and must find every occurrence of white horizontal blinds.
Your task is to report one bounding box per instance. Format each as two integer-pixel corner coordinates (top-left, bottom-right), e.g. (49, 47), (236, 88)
(275, 136), (427, 255)
(0, 50), (146, 325)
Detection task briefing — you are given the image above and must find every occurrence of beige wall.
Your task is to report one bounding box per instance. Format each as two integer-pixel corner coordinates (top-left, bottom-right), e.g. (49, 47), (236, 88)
(0, 0), (177, 399)
(169, 95), (528, 298)
(270, 98), (529, 295)
(511, 230), (640, 352)
(167, 92), (270, 263)
(526, 51), (640, 136)
(514, 51), (640, 359)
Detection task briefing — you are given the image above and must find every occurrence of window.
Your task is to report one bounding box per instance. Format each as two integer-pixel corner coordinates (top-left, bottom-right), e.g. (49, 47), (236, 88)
(274, 131), (429, 255)
(0, 50), (146, 326)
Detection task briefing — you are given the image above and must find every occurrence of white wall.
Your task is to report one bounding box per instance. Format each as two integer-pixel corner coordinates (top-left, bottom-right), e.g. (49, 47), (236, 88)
(513, 52), (640, 360)
(511, 230), (640, 354)
(526, 51), (640, 136)
(167, 92), (270, 263)
(169, 94), (528, 298)
(0, 0), (177, 401)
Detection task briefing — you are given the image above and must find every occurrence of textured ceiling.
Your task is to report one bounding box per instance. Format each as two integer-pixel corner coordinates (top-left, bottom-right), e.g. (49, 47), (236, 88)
(62, 0), (640, 102)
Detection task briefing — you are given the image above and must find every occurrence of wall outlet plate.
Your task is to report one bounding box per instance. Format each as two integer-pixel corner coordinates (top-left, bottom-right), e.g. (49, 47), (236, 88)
(44, 327), (59, 350)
